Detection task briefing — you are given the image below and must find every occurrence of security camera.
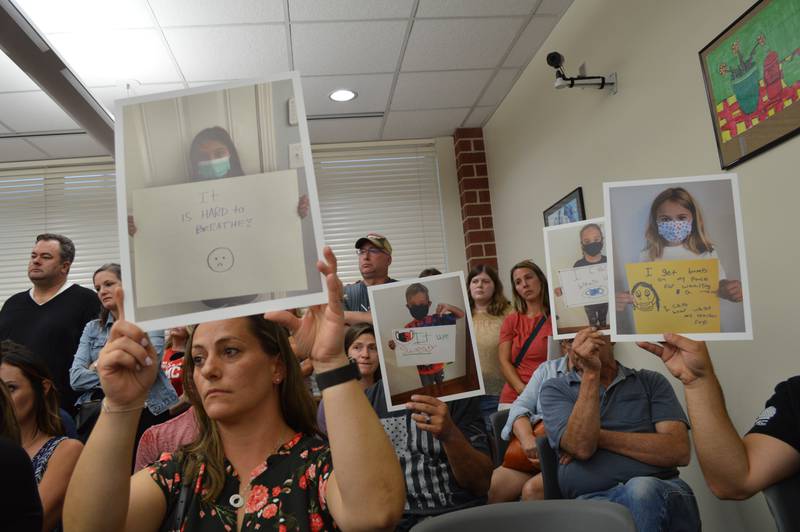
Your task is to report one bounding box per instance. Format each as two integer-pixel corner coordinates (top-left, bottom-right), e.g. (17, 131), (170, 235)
(545, 51), (617, 94)
(546, 52), (565, 71)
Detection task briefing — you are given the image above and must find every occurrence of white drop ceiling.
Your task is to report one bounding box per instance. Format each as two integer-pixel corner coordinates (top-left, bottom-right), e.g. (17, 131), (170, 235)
(0, 0), (572, 162)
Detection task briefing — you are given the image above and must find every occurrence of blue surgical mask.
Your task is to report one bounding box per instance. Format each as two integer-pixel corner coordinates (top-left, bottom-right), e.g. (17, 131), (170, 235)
(657, 220), (692, 244)
(197, 156), (231, 179)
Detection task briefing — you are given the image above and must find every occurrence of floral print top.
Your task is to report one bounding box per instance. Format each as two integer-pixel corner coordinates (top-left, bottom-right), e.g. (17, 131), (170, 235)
(148, 433), (336, 531)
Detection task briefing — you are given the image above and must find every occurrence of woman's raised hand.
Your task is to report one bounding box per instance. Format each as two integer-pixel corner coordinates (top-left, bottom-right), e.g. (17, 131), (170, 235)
(95, 287), (158, 408)
(266, 246), (347, 372)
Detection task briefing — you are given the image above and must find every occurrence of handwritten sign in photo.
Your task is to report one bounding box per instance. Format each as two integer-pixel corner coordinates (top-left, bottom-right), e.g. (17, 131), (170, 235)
(391, 325), (457, 367)
(557, 263), (609, 308)
(626, 259), (720, 334)
(132, 170), (308, 307)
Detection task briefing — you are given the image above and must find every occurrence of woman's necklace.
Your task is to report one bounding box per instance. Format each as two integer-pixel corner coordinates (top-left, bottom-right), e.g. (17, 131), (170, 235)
(229, 430), (294, 509)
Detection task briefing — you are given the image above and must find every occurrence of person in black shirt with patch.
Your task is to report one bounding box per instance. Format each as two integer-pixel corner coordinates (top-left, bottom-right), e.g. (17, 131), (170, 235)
(639, 334), (800, 500)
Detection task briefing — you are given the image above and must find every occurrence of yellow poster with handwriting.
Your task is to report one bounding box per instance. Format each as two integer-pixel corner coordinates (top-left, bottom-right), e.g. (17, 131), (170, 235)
(625, 259), (720, 334)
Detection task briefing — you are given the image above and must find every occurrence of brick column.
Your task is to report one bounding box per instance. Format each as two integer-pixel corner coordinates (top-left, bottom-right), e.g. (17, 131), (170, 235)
(454, 127), (498, 272)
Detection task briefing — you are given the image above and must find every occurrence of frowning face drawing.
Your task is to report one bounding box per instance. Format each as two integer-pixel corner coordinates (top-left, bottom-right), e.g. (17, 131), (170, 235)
(207, 247), (235, 272)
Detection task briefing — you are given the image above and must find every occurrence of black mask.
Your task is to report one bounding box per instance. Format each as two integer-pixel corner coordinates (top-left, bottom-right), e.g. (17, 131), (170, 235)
(582, 241), (604, 256)
(409, 304), (430, 320)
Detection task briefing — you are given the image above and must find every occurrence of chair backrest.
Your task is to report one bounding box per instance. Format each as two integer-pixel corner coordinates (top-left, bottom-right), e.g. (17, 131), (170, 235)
(410, 500), (636, 532)
(489, 409), (510, 467)
(764, 473), (800, 532)
(536, 435), (563, 499)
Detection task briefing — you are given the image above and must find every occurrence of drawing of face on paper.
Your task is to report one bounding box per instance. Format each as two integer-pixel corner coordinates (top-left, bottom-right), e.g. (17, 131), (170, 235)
(207, 247), (235, 272)
(631, 281), (659, 311)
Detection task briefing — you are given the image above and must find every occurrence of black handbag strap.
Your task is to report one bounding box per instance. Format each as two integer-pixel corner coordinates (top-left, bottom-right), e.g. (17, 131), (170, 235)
(513, 316), (547, 368)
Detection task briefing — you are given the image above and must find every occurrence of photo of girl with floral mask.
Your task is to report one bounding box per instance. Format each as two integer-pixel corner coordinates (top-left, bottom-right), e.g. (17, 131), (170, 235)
(615, 186), (744, 312)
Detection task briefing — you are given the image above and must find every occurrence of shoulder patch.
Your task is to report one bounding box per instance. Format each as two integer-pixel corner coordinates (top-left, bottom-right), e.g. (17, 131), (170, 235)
(754, 406), (777, 427)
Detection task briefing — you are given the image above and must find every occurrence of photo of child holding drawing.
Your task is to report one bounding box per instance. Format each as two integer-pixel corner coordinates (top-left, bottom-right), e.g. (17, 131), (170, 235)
(388, 283), (465, 387)
(605, 175), (751, 340)
(369, 272), (484, 411)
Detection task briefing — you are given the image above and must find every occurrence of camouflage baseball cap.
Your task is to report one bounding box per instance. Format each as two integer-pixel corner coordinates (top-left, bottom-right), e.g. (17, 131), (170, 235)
(354, 233), (392, 255)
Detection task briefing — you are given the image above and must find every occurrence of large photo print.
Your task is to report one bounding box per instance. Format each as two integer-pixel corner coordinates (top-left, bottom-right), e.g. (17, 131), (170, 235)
(368, 272), (484, 411)
(115, 74), (326, 330)
(544, 217), (611, 339)
(604, 174), (752, 341)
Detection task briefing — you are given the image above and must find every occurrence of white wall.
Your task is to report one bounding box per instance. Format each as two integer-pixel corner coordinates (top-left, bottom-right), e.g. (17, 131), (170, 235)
(484, 1), (796, 530)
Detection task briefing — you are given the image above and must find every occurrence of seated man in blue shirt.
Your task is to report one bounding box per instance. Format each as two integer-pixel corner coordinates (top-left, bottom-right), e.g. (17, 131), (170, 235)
(540, 328), (700, 532)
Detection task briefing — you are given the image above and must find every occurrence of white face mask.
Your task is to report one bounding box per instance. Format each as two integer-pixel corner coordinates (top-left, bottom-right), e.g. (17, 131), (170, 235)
(657, 220), (692, 243)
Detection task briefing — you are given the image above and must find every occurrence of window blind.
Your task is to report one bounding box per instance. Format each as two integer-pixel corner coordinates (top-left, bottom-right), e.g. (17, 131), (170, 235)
(0, 160), (118, 305)
(313, 141), (448, 284)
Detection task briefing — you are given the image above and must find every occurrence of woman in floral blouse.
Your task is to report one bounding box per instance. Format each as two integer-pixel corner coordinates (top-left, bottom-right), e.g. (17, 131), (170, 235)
(63, 247), (405, 531)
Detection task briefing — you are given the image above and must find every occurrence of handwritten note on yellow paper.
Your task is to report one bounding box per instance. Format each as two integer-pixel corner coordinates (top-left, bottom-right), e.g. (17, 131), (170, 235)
(625, 259), (720, 334)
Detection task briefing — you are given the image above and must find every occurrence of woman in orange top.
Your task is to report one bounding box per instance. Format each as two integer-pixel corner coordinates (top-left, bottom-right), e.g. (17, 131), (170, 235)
(497, 260), (553, 407)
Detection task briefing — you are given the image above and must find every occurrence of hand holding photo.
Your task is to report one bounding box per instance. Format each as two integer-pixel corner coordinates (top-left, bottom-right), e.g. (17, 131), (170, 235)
(604, 174), (752, 341)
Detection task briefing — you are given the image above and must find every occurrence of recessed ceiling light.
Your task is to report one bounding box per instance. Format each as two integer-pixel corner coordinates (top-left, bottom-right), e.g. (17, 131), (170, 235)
(329, 89), (357, 102)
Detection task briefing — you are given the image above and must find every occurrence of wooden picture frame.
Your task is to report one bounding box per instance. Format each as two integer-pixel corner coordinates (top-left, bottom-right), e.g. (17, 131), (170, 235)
(543, 187), (586, 227)
(699, 0), (800, 169)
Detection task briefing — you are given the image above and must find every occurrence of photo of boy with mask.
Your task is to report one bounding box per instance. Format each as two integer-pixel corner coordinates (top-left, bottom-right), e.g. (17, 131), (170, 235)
(390, 283), (465, 387)
(572, 223), (608, 328)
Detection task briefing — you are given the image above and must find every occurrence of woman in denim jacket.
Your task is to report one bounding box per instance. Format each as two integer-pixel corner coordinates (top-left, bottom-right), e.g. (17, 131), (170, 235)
(69, 263), (177, 442)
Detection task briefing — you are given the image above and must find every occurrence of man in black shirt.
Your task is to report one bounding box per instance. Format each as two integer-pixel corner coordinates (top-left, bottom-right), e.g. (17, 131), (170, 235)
(0, 234), (99, 415)
(639, 334), (800, 499)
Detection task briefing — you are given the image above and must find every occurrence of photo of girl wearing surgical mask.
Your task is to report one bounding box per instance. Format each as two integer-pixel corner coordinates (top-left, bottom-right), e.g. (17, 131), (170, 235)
(615, 186), (743, 312)
(188, 126), (245, 180)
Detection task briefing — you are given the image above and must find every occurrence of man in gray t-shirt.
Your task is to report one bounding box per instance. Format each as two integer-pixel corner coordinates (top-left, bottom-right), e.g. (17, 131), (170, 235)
(540, 328), (701, 532)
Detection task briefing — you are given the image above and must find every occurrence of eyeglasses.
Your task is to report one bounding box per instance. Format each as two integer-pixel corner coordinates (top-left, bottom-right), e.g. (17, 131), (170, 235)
(356, 248), (386, 256)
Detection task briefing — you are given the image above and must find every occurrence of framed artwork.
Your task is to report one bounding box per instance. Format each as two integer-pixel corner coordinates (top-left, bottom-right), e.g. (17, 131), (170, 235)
(699, 0), (800, 169)
(543, 187), (586, 227)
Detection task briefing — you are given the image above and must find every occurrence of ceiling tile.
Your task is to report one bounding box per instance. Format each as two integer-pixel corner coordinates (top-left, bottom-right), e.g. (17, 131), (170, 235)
(165, 26), (288, 81)
(402, 18), (523, 71)
(478, 68), (519, 106)
(150, 0), (284, 26)
(391, 70), (493, 110)
(292, 21), (406, 75)
(463, 106), (495, 127)
(309, 117), (383, 143)
(302, 74), (393, 115)
(417, 0), (537, 18)
(0, 51), (40, 93)
(47, 29), (181, 86)
(503, 15), (558, 68)
(289, 0), (414, 21)
(13, 0), (153, 33)
(0, 138), (47, 162)
(383, 108), (469, 139)
(0, 91), (79, 131)
(89, 83), (187, 115)
(537, 0), (574, 16)
(27, 134), (109, 158)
